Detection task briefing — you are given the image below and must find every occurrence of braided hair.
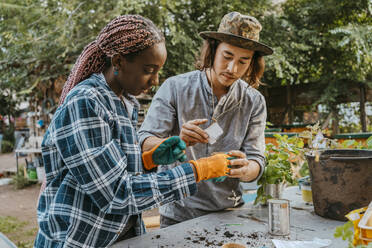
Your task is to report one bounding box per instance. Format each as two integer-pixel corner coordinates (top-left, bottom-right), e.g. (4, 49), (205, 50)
(59, 15), (164, 104)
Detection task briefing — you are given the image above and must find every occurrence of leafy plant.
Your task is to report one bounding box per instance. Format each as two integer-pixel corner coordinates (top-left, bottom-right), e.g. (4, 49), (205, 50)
(254, 133), (304, 205)
(1, 140), (14, 153)
(11, 166), (36, 189)
(334, 221), (372, 248)
(1, 125), (15, 153)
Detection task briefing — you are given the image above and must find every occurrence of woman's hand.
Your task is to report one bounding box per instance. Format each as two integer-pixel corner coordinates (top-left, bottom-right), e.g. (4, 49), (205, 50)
(180, 119), (209, 146)
(142, 136), (186, 170)
(226, 150), (261, 182)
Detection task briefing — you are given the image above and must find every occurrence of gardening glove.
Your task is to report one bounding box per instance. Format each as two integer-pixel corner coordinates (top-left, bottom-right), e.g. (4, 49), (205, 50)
(142, 136), (187, 170)
(190, 153), (231, 182)
(208, 156), (237, 182)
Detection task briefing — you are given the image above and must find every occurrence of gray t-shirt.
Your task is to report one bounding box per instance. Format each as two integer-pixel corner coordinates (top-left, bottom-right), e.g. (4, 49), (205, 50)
(138, 70), (266, 222)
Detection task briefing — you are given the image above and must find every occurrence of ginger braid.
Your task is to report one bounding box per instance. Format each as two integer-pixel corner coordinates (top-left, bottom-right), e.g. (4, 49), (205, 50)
(59, 15), (164, 105)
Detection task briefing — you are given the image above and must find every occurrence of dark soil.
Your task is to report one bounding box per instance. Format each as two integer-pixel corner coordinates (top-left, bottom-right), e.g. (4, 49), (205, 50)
(181, 226), (272, 247)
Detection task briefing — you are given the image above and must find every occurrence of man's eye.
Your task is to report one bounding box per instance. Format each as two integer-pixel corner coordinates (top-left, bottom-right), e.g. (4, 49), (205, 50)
(145, 68), (155, 73)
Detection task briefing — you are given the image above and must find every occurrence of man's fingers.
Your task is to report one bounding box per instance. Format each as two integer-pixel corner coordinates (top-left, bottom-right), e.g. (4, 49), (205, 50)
(229, 158), (249, 166)
(183, 123), (209, 140)
(181, 128), (208, 143)
(227, 167), (247, 178)
(188, 119), (208, 125)
(227, 150), (246, 159)
(187, 141), (196, 146)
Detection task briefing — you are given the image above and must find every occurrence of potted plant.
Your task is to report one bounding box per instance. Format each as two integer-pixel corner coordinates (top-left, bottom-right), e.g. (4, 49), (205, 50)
(302, 123), (372, 221)
(254, 133), (305, 205)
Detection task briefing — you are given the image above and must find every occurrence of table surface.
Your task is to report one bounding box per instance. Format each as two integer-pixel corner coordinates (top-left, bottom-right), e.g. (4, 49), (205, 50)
(113, 186), (348, 248)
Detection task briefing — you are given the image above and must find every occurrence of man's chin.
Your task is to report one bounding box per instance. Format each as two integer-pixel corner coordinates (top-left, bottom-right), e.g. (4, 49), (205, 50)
(219, 79), (236, 87)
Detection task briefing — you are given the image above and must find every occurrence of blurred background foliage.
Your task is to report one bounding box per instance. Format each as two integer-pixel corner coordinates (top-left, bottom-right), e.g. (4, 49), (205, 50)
(0, 0), (371, 129)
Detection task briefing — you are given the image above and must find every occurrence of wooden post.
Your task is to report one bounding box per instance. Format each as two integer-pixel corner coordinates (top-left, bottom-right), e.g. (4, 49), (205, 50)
(286, 83), (293, 124)
(331, 105), (339, 135)
(360, 84), (367, 132)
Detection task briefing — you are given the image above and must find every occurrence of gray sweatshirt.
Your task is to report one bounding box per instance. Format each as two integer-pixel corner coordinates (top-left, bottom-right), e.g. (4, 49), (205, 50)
(138, 70), (266, 222)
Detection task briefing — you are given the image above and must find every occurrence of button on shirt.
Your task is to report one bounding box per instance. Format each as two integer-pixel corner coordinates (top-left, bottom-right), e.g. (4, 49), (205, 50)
(138, 70), (266, 222)
(35, 73), (197, 248)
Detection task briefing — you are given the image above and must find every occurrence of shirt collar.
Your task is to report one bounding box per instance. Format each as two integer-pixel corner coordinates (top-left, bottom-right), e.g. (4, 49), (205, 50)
(92, 73), (140, 109)
(200, 70), (246, 104)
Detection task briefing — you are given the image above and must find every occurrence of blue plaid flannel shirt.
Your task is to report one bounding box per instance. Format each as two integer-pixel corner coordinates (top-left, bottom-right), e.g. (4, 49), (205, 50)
(34, 74), (197, 248)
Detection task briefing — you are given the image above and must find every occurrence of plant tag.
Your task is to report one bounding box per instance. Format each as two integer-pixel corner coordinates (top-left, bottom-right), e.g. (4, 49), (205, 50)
(204, 122), (223, 144)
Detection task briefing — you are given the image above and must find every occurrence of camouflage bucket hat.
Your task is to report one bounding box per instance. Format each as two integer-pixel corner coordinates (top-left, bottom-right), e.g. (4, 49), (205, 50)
(200, 12), (273, 56)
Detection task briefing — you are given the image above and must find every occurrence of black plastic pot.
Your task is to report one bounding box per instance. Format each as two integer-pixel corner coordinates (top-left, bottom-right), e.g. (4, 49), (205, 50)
(306, 149), (372, 221)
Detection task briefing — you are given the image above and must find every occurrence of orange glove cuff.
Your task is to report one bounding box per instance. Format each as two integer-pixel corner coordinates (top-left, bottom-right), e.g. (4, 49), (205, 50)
(142, 139), (165, 170)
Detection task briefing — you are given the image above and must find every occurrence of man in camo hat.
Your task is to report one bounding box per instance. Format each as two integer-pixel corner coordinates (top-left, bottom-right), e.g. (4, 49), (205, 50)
(139, 11), (273, 227)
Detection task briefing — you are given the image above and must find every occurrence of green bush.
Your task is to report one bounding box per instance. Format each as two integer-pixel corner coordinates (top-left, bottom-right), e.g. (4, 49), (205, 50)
(2, 139), (14, 153)
(11, 166), (36, 189)
(1, 126), (15, 153)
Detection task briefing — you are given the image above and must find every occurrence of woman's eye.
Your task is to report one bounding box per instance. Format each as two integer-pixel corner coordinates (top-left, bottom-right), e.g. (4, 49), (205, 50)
(224, 56), (232, 60)
(239, 61), (247, 65)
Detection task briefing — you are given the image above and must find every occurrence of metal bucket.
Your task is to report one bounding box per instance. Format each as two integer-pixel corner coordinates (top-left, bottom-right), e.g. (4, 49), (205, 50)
(268, 199), (290, 236)
(306, 149), (372, 221)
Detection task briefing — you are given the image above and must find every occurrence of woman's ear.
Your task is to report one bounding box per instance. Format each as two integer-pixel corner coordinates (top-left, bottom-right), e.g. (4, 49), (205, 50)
(111, 54), (125, 70)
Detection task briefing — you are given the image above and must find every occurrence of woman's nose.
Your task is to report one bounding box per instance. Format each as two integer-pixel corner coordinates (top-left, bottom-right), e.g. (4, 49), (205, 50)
(151, 74), (159, 86)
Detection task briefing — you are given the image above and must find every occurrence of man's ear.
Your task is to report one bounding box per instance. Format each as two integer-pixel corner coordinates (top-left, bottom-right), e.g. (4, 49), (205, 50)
(111, 54), (125, 69)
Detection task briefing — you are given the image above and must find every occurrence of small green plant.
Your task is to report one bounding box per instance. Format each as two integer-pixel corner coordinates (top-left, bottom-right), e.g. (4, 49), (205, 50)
(254, 134), (304, 205)
(334, 221), (372, 248)
(11, 166), (36, 189)
(301, 122), (372, 150)
(364, 136), (372, 149)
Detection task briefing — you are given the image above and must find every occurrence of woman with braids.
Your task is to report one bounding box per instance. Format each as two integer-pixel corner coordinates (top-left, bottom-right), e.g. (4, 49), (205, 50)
(139, 12), (273, 227)
(35, 15), (232, 247)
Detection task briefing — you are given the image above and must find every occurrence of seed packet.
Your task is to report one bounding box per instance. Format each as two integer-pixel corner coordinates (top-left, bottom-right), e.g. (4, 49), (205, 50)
(204, 122), (223, 144)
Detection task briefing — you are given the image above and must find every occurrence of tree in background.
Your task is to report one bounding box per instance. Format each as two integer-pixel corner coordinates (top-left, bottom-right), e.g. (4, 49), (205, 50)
(1, 0), (371, 132)
(260, 0), (372, 129)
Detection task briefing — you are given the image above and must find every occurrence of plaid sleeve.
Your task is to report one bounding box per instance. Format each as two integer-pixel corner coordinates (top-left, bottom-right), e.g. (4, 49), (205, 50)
(53, 94), (197, 215)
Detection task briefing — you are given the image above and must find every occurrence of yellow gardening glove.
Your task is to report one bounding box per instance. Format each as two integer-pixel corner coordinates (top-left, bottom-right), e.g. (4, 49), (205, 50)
(189, 154), (231, 182)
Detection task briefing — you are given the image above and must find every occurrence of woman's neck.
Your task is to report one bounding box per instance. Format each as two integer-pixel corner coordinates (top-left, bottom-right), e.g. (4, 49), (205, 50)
(103, 70), (123, 97)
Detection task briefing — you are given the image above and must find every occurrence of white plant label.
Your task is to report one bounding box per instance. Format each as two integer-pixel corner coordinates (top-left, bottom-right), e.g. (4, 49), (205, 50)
(204, 122), (223, 144)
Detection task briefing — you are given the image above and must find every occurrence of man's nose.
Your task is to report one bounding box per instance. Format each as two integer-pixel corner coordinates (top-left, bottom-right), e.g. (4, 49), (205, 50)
(227, 61), (238, 73)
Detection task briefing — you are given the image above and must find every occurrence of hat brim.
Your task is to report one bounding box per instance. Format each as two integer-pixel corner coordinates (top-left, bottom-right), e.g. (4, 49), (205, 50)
(199, 31), (273, 56)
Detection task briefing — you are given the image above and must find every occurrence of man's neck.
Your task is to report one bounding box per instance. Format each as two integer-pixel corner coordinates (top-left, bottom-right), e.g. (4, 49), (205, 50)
(206, 69), (229, 100)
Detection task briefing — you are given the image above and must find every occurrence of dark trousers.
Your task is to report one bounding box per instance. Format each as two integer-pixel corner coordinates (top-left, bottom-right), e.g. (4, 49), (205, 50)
(114, 215), (138, 243)
(160, 215), (181, 229)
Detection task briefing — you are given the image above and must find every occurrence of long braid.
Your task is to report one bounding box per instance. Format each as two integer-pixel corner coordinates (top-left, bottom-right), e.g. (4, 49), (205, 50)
(59, 15), (164, 105)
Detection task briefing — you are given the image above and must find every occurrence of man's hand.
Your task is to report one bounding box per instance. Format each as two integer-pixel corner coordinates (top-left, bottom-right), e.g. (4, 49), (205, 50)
(180, 119), (209, 146)
(226, 150), (261, 182)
